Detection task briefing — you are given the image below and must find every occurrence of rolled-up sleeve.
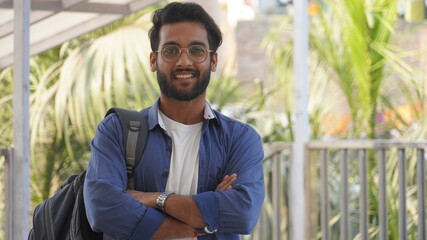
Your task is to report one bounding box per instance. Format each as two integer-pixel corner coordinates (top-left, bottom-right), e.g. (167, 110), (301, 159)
(83, 114), (165, 239)
(193, 125), (264, 234)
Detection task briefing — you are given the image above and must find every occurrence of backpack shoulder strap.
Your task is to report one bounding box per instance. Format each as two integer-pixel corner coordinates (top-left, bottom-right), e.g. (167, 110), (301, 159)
(105, 107), (148, 190)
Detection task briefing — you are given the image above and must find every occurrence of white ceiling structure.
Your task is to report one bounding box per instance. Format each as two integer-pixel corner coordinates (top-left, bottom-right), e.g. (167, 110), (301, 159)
(0, 0), (163, 69)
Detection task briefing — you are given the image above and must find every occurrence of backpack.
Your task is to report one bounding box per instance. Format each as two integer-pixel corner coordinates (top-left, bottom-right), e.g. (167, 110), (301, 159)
(28, 107), (149, 240)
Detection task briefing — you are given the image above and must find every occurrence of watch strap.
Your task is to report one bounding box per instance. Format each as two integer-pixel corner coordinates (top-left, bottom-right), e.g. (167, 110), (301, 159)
(155, 191), (174, 213)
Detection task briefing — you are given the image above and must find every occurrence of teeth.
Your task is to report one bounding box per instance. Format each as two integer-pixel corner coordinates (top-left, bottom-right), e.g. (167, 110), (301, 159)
(175, 74), (193, 79)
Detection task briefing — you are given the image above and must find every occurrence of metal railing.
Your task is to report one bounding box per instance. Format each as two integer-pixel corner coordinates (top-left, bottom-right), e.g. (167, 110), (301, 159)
(0, 147), (12, 240)
(246, 140), (427, 240)
(308, 140), (427, 240)
(243, 142), (293, 240)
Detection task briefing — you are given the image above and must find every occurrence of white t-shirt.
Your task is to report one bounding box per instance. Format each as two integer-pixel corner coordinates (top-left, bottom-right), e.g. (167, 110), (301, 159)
(158, 111), (203, 240)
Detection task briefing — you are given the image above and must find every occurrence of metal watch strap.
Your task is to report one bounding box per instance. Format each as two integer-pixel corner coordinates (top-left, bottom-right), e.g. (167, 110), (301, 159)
(156, 191), (174, 213)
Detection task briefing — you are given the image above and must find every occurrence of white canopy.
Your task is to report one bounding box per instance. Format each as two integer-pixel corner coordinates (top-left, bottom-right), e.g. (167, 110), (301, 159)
(0, 0), (163, 69)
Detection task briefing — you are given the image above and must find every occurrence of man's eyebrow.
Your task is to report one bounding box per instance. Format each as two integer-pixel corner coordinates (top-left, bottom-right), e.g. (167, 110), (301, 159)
(161, 41), (208, 47)
(189, 41), (208, 47)
(162, 41), (180, 46)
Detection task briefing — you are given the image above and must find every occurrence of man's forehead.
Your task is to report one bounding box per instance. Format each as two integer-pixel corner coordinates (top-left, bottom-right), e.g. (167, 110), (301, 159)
(158, 22), (209, 45)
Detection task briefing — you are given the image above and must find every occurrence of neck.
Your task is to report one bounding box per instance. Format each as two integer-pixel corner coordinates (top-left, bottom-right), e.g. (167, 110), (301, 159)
(159, 94), (206, 125)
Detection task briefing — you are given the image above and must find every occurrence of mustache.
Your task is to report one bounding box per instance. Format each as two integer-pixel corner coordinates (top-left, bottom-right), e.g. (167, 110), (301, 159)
(172, 68), (198, 75)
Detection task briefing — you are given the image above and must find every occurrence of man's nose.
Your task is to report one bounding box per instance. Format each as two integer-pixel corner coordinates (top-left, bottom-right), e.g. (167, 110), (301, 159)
(176, 50), (192, 66)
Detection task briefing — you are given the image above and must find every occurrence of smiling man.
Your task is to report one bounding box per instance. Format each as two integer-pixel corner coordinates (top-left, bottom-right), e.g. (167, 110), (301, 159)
(84, 2), (265, 240)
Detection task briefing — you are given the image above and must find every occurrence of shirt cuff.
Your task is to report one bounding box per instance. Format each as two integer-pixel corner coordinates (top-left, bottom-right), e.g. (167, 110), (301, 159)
(130, 207), (165, 240)
(193, 191), (219, 234)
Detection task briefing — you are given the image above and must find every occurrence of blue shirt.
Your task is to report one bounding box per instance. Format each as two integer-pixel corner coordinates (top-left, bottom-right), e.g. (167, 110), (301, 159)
(84, 100), (265, 239)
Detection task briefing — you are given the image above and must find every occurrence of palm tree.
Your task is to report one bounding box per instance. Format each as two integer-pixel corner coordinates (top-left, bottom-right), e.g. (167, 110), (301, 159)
(262, 0), (424, 239)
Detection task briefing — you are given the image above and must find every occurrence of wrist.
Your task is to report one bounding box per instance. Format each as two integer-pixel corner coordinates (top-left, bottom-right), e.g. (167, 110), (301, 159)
(155, 191), (174, 213)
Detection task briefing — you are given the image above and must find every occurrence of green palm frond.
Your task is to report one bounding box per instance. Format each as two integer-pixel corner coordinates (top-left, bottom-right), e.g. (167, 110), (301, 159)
(54, 25), (158, 144)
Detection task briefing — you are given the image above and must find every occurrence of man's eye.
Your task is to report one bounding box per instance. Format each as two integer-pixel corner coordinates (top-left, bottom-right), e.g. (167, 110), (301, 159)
(190, 47), (206, 55)
(163, 48), (179, 55)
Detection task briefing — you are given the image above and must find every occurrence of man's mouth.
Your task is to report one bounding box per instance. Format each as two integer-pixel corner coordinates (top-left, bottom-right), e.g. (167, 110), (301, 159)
(174, 73), (194, 79)
(173, 69), (197, 79)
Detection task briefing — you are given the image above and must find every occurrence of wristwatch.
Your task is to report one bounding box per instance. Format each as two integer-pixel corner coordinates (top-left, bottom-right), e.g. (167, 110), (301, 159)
(155, 191), (174, 213)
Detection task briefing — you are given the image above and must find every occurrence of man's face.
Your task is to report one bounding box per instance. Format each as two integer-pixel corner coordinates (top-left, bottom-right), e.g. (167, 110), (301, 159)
(150, 21), (218, 101)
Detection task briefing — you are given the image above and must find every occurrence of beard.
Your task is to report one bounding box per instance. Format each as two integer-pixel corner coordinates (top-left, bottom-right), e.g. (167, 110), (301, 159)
(156, 66), (211, 101)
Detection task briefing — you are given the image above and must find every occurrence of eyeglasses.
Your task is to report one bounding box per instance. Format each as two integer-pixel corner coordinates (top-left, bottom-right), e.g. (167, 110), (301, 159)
(156, 45), (214, 64)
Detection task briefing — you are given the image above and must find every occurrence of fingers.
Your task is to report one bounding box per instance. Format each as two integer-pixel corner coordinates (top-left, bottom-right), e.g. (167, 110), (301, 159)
(216, 173), (237, 191)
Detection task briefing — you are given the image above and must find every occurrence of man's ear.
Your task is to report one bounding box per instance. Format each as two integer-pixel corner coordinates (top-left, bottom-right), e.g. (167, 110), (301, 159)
(211, 52), (218, 72)
(150, 52), (157, 72)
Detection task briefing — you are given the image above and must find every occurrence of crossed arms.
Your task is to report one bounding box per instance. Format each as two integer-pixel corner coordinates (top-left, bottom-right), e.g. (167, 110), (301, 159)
(127, 174), (237, 239)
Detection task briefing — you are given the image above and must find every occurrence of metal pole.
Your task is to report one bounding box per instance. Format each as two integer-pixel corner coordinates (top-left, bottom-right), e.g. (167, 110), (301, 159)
(359, 149), (368, 240)
(11, 0), (31, 239)
(291, 0), (309, 239)
(272, 153), (282, 240)
(417, 149), (426, 240)
(340, 150), (349, 240)
(398, 149), (407, 240)
(378, 149), (387, 240)
(320, 149), (329, 240)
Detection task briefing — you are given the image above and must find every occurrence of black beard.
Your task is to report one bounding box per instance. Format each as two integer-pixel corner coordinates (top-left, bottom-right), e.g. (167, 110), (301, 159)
(156, 67), (211, 101)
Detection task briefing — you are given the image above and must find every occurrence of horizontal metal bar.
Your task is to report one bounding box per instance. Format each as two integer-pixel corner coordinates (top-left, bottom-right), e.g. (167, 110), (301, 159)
(0, 147), (12, 156)
(307, 140), (427, 149)
(0, 0), (160, 14)
(0, 1), (130, 13)
(0, 11), (54, 38)
(263, 142), (292, 160)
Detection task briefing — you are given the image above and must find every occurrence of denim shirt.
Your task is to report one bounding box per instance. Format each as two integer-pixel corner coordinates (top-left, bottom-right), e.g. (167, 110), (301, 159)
(83, 100), (265, 240)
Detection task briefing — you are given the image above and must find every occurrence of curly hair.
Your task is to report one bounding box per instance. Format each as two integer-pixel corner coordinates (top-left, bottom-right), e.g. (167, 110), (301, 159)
(149, 2), (223, 53)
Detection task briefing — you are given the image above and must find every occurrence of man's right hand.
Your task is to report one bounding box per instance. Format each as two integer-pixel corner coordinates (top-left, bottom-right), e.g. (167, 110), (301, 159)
(216, 173), (237, 191)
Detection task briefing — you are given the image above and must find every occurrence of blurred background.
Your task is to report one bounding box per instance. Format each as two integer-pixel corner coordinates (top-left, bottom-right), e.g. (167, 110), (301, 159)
(1, 0), (427, 239)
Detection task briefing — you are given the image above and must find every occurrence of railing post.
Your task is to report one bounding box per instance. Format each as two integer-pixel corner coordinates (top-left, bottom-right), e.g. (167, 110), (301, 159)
(340, 149), (348, 240)
(378, 148), (387, 240)
(359, 149), (368, 240)
(272, 152), (282, 240)
(417, 148), (425, 240)
(320, 149), (329, 240)
(398, 149), (406, 240)
(3, 148), (13, 240)
(257, 207), (264, 240)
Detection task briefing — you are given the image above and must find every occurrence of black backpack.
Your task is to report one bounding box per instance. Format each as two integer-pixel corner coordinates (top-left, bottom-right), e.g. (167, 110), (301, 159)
(28, 108), (148, 240)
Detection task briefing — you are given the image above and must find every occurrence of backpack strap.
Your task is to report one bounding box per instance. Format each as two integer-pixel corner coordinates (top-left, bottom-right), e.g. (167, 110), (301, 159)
(105, 108), (148, 190)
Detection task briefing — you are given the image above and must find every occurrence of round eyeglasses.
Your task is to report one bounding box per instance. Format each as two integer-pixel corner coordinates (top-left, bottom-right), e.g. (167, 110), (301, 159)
(156, 45), (214, 64)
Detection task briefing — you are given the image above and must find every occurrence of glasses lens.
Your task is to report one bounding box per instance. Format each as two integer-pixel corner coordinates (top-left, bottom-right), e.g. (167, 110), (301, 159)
(161, 46), (180, 63)
(189, 45), (208, 63)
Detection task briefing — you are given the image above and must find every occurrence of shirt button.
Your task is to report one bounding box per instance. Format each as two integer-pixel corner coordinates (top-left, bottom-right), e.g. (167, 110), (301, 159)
(162, 172), (169, 177)
(166, 146), (172, 151)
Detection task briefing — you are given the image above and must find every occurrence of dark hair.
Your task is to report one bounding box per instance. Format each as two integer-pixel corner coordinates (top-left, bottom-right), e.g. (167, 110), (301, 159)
(149, 2), (223, 53)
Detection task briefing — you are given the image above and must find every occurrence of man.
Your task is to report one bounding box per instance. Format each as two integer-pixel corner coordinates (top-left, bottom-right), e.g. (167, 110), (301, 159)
(84, 2), (264, 239)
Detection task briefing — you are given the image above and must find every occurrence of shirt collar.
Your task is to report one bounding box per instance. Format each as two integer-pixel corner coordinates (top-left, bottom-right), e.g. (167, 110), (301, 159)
(149, 99), (217, 130)
(203, 101), (215, 120)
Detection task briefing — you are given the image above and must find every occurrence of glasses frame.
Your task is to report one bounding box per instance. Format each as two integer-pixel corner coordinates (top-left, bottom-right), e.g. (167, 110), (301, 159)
(156, 44), (214, 64)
